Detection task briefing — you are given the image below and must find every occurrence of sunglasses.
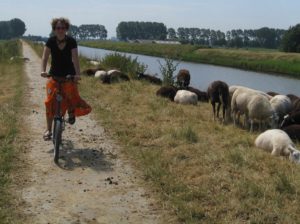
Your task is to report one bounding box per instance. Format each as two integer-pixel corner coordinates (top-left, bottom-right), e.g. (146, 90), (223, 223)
(55, 26), (66, 31)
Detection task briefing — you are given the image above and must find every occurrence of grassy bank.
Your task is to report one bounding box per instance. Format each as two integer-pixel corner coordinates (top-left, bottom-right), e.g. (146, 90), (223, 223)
(0, 40), (24, 223)
(80, 41), (300, 79)
(79, 79), (300, 223)
(29, 41), (300, 223)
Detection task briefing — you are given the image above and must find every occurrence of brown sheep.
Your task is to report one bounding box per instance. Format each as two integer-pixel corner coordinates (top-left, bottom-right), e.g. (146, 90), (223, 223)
(207, 81), (229, 121)
(187, 86), (209, 102)
(82, 68), (101, 76)
(267, 91), (280, 97)
(287, 94), (300, 112)
(176, 69), (191, 88)
(102, 70), (130, 84)
(156, 86), (178, 101)
(136, 72), (162, 85)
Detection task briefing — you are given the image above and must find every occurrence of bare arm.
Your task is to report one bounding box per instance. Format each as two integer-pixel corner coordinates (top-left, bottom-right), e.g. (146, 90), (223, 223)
(72, 48), (81, 80)
(41, 46), (50, 74)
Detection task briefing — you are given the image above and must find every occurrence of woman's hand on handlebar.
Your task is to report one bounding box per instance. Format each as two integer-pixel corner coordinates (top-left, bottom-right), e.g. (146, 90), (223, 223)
(74, 74), (81, 82)
(41, 72), (49, 78)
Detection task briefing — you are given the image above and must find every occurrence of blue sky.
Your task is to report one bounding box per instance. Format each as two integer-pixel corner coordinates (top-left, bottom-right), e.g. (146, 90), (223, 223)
(0, 0), (299, 37)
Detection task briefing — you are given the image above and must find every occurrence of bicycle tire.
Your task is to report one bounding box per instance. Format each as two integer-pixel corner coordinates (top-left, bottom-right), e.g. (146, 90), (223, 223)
(53, 119), (62, 163)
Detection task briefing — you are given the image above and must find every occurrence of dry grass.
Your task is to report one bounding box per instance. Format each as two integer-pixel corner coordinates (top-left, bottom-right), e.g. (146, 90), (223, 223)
(0, 40), (24, 223)
(79, 78), (300, 224)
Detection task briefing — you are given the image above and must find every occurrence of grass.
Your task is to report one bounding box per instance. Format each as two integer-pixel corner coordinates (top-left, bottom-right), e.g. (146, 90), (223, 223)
(80, 40), (300, 79)
(79, 79), (300, 223)
(0, 40), (24, 223)
(29, 40), (300, 223)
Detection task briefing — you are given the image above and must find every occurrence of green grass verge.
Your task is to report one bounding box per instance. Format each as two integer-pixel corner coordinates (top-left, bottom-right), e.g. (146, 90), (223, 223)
(80, 41), (300, 79)
(0, 40), (25, 223)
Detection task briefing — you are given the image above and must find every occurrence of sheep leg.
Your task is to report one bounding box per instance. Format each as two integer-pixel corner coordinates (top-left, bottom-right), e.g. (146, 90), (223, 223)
(222, 105), (226, 122)
(250, 120), (254, 132)
(217, 103), (221, 118)
(212, 102), (216, 121)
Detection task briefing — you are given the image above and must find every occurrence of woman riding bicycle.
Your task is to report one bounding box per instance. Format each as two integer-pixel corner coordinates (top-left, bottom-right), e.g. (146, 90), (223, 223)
(41, 17), (91, 140)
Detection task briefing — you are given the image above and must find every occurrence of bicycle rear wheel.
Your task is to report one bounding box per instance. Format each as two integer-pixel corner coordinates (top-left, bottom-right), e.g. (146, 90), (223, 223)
(53, 119), (62, 163)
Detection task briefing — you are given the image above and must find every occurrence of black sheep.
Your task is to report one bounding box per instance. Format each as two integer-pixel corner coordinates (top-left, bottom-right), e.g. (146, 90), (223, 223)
(187, 86), (209, 102)
(281, 111), (300, 128)
(176, 69), (191, 88)
(137, 72), (162, 85)
(82, 68), (100, 76)
(267, 91), (280, 97)
(156, 86), (178, 101)
(282, 125), (300, 141)
(287, 94), (300, 112)
(207, 80), (229, 121)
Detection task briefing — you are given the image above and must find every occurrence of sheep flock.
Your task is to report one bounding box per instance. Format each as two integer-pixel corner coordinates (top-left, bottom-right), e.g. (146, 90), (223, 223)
(83, 62), (300, 164)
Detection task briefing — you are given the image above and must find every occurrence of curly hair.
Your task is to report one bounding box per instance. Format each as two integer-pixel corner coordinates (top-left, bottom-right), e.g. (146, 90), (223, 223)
(51, 17), (70, 30)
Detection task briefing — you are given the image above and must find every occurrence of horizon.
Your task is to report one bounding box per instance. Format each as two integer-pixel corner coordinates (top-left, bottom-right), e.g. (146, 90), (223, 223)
(0, 0), (299, 38)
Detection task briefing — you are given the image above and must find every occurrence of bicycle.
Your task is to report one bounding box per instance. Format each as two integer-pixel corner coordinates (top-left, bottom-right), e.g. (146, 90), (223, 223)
(42, 73), (74, 163)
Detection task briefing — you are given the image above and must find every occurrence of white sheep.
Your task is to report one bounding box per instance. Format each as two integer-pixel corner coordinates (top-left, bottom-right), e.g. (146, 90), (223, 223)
(270, 95), (292, 121)
(174, 90), (198, 105)
(247, 95), (278, 132)
(107, 69), (120, 75)
(231, 87), (272, 127)
(95, 70), (107, 79)
(89, 60), (100, 66)
(255, 129), (300, 163)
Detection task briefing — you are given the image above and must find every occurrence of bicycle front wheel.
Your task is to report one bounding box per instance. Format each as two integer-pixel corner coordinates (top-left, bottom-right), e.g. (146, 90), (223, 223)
(53, 119), (62, 163)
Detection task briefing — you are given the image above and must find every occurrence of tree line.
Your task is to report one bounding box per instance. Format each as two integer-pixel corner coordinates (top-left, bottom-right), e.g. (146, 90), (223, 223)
(0, 18), (26, 39)
(117, 22), (167, 41)
(68, 24), (107, 40)
(167, 27), (286, 49)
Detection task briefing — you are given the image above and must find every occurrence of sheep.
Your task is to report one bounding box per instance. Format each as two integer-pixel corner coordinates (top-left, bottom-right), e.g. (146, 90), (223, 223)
(187, 86), (208, 102)
(174, 90), (198, 105)
(287, 94), (300, 112)
(255, 129), (300, 163)
(247, 94), (278, 132)
(176, 69), (191, 88)
(280, 111), (300, 128)
(94, 70), (107, 79)
(207, 81), (229, 121)
(156, 86), (178, 101)
(282, 125), (300, 141)
(136, 72), (162, 85)
(231, 87), (273, 127)
(103, 70), (130, 84)
(270, 95), (292, 123)
(82, 68), (101, 76)
(267, 91), (280, 97)
(89, 60), (101, 66)
(10, 56), (30, 62)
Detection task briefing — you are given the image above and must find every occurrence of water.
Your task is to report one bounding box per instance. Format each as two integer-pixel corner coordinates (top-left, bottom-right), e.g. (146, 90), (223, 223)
(79, 46), (300, 95)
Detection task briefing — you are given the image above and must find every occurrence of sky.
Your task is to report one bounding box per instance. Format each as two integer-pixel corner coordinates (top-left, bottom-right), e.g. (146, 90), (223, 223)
(0, 0), (299, 38)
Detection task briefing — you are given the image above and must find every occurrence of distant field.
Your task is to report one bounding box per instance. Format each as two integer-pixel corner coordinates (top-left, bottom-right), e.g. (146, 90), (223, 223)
(80, 41), (300, 79)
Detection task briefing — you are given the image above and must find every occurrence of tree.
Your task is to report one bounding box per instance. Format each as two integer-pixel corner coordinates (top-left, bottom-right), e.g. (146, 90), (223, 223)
(167, 28), (177, 40)
(0, 18), (26, 39)
(281, 24), (300, 52)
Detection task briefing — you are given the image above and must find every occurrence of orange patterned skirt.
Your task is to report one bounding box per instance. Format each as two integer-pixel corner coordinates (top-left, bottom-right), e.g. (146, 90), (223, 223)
(45, 78), (92, 118)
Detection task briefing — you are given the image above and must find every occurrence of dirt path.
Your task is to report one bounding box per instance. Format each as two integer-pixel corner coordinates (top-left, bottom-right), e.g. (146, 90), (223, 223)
(18, 41), (166, 224)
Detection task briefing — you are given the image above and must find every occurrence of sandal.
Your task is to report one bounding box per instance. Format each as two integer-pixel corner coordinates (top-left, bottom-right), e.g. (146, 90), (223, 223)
(68, 113), (76, 125)
(43, 130), (52, 141)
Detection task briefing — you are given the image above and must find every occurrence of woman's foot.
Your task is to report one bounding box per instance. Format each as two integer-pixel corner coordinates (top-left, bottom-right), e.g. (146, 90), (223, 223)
(68, 113), (76, 125)
(43, 130), (52, 141)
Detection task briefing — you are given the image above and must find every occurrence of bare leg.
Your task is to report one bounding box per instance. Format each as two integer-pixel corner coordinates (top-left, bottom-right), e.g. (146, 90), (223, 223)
(46, 115), (53, 133)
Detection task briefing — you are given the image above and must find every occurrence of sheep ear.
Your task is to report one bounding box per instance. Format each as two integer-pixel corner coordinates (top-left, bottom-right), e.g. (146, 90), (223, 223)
(288, 146), (298, 153)
(284, 114), (290, 119)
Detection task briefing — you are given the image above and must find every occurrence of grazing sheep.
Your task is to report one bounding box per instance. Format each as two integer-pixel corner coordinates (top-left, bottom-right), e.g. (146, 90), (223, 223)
(156, 86), (178, 101)
(176, 69), (191, 88)
(89, 60), (101, 66)
(207, 81), (229, 121)
(136, 72), (162, 85)
(282, 125), (300, 141)
(281, 111), (300, 128)
(102, 70), (130, 84)
(174, 90), (198, 105)
(270, 95), (292, 123)
(187, 86), (208, 102)
(247, 94), (278, 132)
(287, 94), (300, 112)
(255, 129), (300, 163)
(231, 87), (273, 127)
(10, 56), (30, 62)
(94, 70), (107, 79)
(267, 91), (280, 97)
(82, 68), (100, 76)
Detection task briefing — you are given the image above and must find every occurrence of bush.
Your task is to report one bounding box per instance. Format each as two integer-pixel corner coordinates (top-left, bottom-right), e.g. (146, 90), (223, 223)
(100, 52), (147, 79)
(158, 57), (179, 86)
(281, 24), (300, 53)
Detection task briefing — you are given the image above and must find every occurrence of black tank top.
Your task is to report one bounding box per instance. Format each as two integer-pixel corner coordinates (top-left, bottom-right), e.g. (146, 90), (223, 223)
(46, 35), (77, 77)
